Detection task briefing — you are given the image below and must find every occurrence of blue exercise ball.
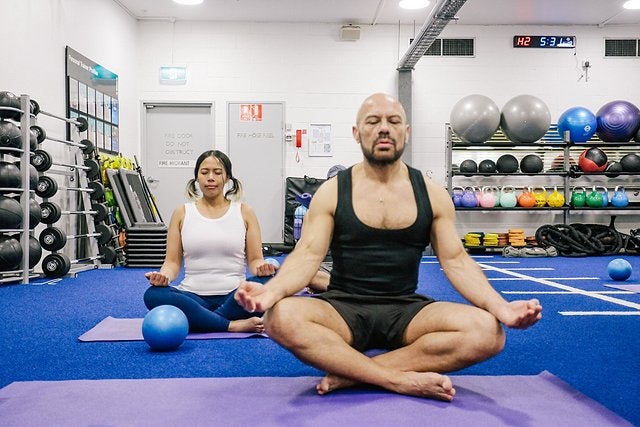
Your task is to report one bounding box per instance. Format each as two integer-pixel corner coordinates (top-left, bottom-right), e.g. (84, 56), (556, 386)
(596, 100), (640, 142)
(557, 107), (597, 142)
(607, 258), (632, 281)
(500, 95), (551, 143)
(449, 94), (500, 143)
(142, 305), (189, 351)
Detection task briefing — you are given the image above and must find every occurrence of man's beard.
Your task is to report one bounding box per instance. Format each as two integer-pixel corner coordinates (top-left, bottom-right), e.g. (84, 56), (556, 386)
(359, 137), (405, 166)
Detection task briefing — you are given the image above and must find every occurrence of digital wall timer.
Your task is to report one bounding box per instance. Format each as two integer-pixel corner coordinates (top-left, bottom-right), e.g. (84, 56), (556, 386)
(513, 35), (576, 48)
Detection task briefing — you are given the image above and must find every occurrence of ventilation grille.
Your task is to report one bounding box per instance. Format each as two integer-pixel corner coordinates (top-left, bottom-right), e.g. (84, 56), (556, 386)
(410, 38), (475, 57)
(604, 39), (638, 57)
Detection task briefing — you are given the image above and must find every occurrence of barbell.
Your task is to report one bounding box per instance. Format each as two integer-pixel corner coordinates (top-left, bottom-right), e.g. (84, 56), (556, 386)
(35, 175), (104, 200)
(39, 223), (113, 252)
(29, 125), (94, 155)
(39, 201), (108, 224)
(41, 247), (117, 278)
(31, 149), (100, 179)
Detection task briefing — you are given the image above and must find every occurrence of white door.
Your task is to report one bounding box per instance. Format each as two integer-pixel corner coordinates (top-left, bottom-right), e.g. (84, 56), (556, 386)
(227, 102), (284, 244)
(142, 102), (214, 223)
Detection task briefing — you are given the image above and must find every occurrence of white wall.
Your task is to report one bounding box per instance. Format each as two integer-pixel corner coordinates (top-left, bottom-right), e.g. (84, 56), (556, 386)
(137, 20), (640, 235)
(2, 1), (637, 239)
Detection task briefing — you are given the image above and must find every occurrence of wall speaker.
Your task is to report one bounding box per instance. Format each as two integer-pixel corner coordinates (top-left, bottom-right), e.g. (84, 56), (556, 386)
(340, 25), (361, 41)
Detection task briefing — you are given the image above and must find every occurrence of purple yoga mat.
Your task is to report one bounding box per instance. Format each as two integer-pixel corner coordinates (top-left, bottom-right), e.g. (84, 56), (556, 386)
(0, 372), (631, 426)
(604, 284), (640, 293)
(78, 316), (267, 342)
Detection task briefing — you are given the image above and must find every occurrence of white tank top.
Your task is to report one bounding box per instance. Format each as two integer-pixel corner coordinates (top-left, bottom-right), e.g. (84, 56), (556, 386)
(176, 201), (246, 295)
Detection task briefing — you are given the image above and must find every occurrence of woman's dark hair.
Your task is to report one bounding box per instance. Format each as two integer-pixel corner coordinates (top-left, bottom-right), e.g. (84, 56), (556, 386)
(186, 150), (243, 200)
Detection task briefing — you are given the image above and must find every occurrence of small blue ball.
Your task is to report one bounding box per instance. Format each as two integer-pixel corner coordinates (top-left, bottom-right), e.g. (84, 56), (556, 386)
(607, 258), (632, 281)
(142, 305), (189, 351)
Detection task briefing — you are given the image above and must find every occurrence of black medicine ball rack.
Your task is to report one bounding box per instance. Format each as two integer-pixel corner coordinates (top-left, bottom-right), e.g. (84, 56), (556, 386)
(445, 124), (640, 249)
(0, 94), (43, 283)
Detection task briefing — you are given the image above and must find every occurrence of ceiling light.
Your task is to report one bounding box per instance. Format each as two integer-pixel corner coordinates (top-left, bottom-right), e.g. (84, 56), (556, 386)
(172, 0), (203, 5)
(399, 0), (430, 10)
(623, 0), (640, 9)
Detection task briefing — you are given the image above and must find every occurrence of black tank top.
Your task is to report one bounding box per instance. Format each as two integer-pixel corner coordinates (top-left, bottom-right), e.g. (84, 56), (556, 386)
(329, 165), (433, 296)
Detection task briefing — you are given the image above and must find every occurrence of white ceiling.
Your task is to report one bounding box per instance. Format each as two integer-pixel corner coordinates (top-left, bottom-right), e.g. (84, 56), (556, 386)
(113, 0), (640, 26)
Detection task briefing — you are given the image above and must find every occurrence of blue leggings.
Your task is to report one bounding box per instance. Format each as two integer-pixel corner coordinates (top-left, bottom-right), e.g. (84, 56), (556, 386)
(143, 276), (268, 332)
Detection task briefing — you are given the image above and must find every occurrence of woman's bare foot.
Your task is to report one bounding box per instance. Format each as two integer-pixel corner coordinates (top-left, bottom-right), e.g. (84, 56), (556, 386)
(228, 317), (264, 333)
(317, 371), (455, 401)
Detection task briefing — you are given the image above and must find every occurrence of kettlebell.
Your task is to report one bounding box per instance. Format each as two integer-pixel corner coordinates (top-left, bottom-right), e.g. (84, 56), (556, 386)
(499, 186), (517, 208)
(586, 186), (604, 207)
(451, 186), (464, 207)
(517, 186), (536, 208)
(611, 185), (629, 207)
(479, 186), (496, 208)
(461, 186), (478, 208)
(491, 185), (501, 207)
(571, 186), (587, 207)
(597, 186), (609, 207)
(547, 186), (565, 208)
(532, 186), (547, 207)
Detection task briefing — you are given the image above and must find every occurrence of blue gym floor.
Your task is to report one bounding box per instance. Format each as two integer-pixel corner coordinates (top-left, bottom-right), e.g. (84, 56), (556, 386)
(0, 254), (638, 425)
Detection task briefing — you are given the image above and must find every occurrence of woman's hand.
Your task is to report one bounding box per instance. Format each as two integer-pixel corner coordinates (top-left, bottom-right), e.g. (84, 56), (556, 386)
(145, 271), (170, 286)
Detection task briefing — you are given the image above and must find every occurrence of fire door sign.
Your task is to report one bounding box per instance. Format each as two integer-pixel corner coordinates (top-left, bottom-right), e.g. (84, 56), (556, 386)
(240, 104), (263, 121)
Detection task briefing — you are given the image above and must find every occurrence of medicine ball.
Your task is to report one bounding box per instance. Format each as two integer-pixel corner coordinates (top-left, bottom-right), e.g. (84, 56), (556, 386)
(14, 162), (38, 190)
(0, 161), (21, 192)
(578, 147), (608, 172)
(619, 153), (640, 172)
(28, 197), (41, 229)
(478, 159), (496, 173)
(0, 91), (21, 120)
(604, 161), (623, 177)
(28, 235), (42, 269)
(496, 154), (519, 173)
(520, 154), (543, 174)
(0, 235), (23, 271)
(0, 120), (22, 149)
(0, 196), (22, 229)
(459, 159), (477, 176)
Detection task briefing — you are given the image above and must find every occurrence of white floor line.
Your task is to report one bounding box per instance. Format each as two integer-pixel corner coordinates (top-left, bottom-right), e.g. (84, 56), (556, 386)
(421, 260), (520, 264)
(560, 311), (640, 316)
(503, 290), (635, 295)
(478, 262), (640, 311)
(503, 268), (554, 271)
(489, 277), (600, 281)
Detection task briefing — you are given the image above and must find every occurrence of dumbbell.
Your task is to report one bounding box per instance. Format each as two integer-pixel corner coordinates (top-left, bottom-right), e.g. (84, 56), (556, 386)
(39, 201), (108, 224)
(30, 149), (100, 179)
(29, 125), (94, 155)
(41, 247), (117, 278)
(39, 223), (113, 252)
(35, 175), (104, 200)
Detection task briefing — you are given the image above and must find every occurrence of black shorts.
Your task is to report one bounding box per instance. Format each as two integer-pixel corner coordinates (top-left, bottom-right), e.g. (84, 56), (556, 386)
(314, 290), (436, 351)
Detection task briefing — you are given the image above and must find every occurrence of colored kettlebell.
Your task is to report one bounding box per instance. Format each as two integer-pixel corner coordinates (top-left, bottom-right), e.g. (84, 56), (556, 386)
(517, 187), (536, 208)
(500, 186), (517, 208)
(586, 186), (604, 207)
(532, 186), (547, 207)
(597, 186), (609, 207)
(491, 185), (501, 207)
(571, 186), (587, 207)
(479, 186), (496, 208)
(611, 185), (629, 207)
(451, 186), (464, 207)
(461, 187), (478, 208)
(547, 186), (565, 208)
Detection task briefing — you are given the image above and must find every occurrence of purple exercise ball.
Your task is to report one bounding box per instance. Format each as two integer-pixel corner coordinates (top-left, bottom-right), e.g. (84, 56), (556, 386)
(595, 100), (640, 142)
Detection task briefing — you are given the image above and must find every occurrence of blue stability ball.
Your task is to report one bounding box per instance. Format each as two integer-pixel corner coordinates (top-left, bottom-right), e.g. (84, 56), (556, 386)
(142, 305), (189, 351)
(557, 107), (597, 142)
(607, 258), (632, 281)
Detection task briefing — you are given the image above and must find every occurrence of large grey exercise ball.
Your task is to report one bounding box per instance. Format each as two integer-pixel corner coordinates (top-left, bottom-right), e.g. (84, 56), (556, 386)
(500, 95), (551, 143)
(450, 94), (501, 143)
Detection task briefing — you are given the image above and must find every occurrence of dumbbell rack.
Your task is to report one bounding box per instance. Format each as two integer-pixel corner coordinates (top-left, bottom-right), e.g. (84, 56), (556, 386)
(38, 119), (106, 278)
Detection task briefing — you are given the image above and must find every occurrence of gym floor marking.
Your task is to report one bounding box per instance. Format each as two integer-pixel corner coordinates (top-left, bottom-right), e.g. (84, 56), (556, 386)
(489, 277), (600, 281)
(503, 290), (635, 295)
(477, 262), (640, 315)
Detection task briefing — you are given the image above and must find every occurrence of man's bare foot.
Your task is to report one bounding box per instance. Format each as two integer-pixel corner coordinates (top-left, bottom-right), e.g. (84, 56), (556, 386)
(316, 371), (455, 402)
(394, 371), (455, 401)
(228, 317), (264, 333)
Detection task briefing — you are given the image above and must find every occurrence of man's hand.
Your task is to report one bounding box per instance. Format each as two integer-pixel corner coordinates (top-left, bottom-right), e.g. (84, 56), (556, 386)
(495, 299), (542, 329)
(235, 281), (278, 313)
(145, 271), (170, 286)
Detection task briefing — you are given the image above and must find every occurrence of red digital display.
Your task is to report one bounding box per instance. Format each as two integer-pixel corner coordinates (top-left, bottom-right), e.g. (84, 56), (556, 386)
(513, 35), (576, 49)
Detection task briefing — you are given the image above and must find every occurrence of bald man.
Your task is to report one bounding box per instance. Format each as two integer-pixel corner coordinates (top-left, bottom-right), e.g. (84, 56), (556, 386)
(236, 93), (542, 400)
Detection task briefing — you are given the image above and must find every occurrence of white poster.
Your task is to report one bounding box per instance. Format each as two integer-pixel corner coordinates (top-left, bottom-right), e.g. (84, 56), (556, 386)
(308, 123), (332, 157)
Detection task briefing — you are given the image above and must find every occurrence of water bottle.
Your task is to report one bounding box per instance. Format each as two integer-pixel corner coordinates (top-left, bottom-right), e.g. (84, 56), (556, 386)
(293, 205), (307, 241)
